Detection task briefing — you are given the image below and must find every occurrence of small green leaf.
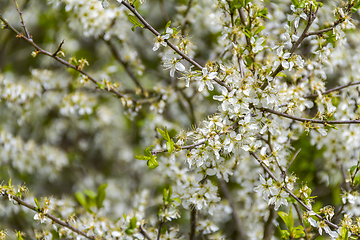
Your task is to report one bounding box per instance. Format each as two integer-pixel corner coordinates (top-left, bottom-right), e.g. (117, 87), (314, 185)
(243, 29), (252, 39)
(166, 139), (175, 153)
(96, 82), (105, 90)
(144, 145), (154, 157)
(34, 198), (41, 211)
(350, 165), (357, 175)
(135, 155), (151, 161)
(277, 72), (287, 78)
(83, 189), (97, 199)
(235, 18), (241, 26)
(16, 231), (24, 240)
(292, 225), (305, 238)
(157, 127), (171, 141)
(165, 21), (171, 29)
(96, 183), (108, 209)
(278, 208), (294, 232)
(354, 172), (360, 185)
(75, 192), (87, 208)
(127, 14), (144, 31)
(277, 225), (290, 239)
(147, 156), (159, 169)
(254, 26), (266, 35)
(130, 216), (137, 229)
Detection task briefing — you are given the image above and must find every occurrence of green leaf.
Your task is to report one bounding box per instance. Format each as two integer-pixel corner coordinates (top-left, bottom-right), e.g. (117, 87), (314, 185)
(130, 216), (137, 229)
(157, 127), (170, 141)
(235, 18), (241, 26)
(166, 139), (175, 153)
(127, 14), (144, 31)
(350, 165), (357, 175)
(147, 156), (159, 169)
(258, 8), (269, 19)
(254, 26), (266, 35)
(243, 29), (252, 39)
(96, 183), (108, 209)
(278, 225), (290, 239)
(144, 145), (154, 157)
(34, 198), (41, 211)
(83, 189), (96, 199)
(277, 72), (287, 78)
(292, 225), (305, 238)
(135, 155), (151, 161)
(278, 208), (294, 232)
(354, 172), (360, 185)
(165, 21), (171, 29)
(75, 192), (87, 208)
(96, 82), (105, 90)
(16, 231), (24, 240)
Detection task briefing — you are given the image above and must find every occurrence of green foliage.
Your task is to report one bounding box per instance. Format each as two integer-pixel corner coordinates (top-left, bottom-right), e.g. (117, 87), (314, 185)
(75, 183), (108, 213)
(34, 198), (41, 211)
(127, 14), (144, 32)
(125, 216), (137, 235)
(135, 145), (159, 169)
(157, 127), (175, 154)
(278, 207), (305, 239)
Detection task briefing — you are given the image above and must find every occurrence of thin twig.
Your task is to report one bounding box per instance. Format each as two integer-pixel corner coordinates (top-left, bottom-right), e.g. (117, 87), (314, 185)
(13, 0), (30, 38)
(159, 0), (170, 23)
(0, 14), (130, 100)
(304, 81), (360, 98)
(151, 139), (206, 155)
(305, 20), (342, 37)
(263, 206), (275, 240)
(250, 152), (339, 230)
(103, 38), (145, 95)
(190, 208), (197, 240)
(261, 7), (317, 90)
(218, 178), (248, 239)
(293, 203), (309, 240)
(286, 148), (301, 174)
(0, 191), (96, 240)
(139, 224), (153, 240)
(121, 1), (233, 92)
(157, 221), (163, 240)
(237, 8), (251, 47)
(260, 107), (360, 125)
(52, 39), (65, 57)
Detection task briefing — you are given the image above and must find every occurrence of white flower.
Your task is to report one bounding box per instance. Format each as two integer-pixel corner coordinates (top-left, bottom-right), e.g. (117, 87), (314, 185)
(162, 54), (185, 77)
(195, 67), (218, 92)
(251, 37), (265, 53)
(153, 28), (173, 51)
(268, 190), (289, 210)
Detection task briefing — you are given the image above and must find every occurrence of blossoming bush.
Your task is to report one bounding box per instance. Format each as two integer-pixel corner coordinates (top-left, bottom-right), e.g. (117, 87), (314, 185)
(1, 0), (360, 239)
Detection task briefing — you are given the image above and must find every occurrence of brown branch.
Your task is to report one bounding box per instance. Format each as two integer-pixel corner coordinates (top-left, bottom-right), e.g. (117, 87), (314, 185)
(260, 107), (360, 125)
(305, 21), (341, 37)
(139, 224), (153, 240)
(263, 206), (275, 240)
(0, 13), (134, 101)
(237, 8), (251, 47)
(286, 148), (301, 174)
(293, 203), (309, 240)
(151, 139), (206, 155)
(218, 178), (248, 239)
(121, 1), (233, 92)
(0, 191), (96, 240)
(304, 81), (360, 98)
(190, 208), (197, 240)
(261, 7), (317, 90)
(103, 38), (145, 95)
(52, 39), (65, 57)
(13, 0), (30, 38)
